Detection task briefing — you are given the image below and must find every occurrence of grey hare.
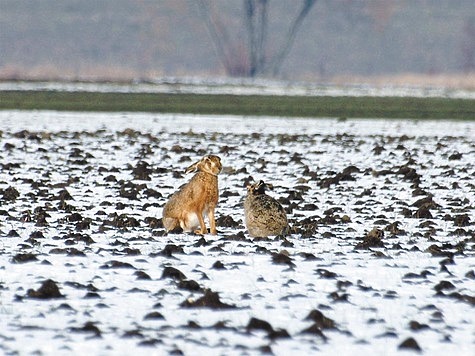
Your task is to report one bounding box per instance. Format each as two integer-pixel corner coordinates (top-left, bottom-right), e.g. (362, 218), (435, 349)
(244, 180), (289, 238)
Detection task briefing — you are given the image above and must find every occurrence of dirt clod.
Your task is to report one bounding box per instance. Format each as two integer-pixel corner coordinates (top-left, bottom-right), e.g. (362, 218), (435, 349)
(27, 279), (64, 299)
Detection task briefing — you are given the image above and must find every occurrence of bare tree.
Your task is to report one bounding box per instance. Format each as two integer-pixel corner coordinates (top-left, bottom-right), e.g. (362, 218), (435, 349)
(245, 0), (268, 76)
(195, 0), (317, 77)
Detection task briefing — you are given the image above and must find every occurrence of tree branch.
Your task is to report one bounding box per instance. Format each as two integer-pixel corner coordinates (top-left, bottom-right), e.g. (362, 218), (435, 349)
(256, 0), (268, 73)
(245, 0), (257, 76)
(268, 0), (317, 75)
(195, 0), (234, 73)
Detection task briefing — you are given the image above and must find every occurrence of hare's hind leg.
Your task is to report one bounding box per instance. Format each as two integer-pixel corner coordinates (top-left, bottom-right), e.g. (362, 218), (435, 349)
(208, 207), (217, 235)
(163, 217), (179, 233)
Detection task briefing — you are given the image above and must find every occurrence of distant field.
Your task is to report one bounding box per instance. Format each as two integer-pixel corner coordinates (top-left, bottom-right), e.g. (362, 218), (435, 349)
(1, 90), (474, 119)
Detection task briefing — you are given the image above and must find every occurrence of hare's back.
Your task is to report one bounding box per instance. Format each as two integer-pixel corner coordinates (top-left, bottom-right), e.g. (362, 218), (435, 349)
(247, 195), (285, 216)
(245, 195), (288, 237)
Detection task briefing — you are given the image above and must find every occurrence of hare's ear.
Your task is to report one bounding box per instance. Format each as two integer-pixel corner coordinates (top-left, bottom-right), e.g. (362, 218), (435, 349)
(256, 180), (268, 190)
(185, 160), (200, 174)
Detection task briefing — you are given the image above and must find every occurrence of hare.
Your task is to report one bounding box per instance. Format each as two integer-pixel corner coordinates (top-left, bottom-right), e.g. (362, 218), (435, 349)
(162, 155), (222, 235)
(244, 180), (289, 238)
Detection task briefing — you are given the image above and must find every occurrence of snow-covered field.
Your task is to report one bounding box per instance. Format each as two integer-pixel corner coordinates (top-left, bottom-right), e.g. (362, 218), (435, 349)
(1, 77), (475, 99)
(0, 111), (474, 355)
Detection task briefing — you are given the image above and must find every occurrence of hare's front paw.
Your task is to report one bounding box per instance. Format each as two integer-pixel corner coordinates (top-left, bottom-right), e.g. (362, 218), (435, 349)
(194, 228), (207, 235)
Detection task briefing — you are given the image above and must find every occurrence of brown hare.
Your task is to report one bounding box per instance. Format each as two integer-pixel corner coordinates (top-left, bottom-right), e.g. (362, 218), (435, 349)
(162, 155), (222, 235)
(244, 180), (289, 238)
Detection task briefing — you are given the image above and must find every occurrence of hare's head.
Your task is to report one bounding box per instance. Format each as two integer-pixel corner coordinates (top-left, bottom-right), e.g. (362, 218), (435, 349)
(185, 155), (222, 176)
(247, 180), (273, 195)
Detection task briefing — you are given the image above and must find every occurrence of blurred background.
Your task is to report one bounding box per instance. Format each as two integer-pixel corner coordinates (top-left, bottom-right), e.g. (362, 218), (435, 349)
(1, 0), (474, 88)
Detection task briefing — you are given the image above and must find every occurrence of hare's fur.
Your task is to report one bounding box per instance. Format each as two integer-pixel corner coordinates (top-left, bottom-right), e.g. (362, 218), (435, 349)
(244, 180), (289, 238)
(162, 155), (222, 235)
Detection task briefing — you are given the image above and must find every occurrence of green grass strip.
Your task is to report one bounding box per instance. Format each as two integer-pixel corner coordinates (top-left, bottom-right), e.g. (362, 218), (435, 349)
(0, 90), (474, 119)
